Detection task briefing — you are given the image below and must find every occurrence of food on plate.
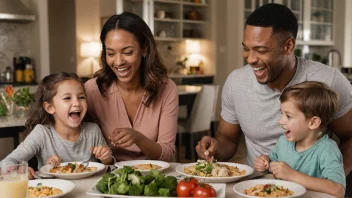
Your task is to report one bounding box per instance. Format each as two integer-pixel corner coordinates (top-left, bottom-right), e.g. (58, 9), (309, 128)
(28, 183), (63, 197)
(176, 177), (199, 197)
(49, 162), (97, 173)
(132, 163), (162, 170)
(184, 160), (246, 177)
(244, 183), (294, 197)
(96, 166), (178, 196)
(192, 183), (216, 197)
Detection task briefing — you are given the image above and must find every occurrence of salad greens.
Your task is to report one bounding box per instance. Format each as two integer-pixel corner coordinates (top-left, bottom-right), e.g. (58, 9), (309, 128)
(96, 166), (178, 196)
(195, 159), (217, 174)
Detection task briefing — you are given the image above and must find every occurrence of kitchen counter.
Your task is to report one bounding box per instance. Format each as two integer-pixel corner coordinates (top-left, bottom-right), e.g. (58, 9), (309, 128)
(0, 114), (27, 128)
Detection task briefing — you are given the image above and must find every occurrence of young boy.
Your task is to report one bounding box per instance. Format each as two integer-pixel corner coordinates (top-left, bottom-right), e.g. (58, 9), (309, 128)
(254, 81), (345, 198)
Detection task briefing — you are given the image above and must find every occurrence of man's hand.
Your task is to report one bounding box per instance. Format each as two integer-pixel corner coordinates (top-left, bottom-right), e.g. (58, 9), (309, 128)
(196, 136), (218, 161)
(254, 155), (270, 173)
(269, 161), (295, 181)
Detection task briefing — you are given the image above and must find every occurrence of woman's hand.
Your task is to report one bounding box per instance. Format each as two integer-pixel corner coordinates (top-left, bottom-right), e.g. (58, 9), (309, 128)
(254, 155), (270, 173)
(46, 154), (61, 167)
(109, 128), (144, 147)
(28, 167), (36, 179)
(90, 146), (112, 160)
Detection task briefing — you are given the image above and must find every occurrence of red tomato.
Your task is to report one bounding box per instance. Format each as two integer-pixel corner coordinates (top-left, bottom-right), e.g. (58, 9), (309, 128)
(192, 184), (217, 197)
(176, 177), (199, 197)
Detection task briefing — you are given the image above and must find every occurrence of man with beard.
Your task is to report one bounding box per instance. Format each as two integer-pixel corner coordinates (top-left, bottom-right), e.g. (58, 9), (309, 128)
(196, 3), (352, 182)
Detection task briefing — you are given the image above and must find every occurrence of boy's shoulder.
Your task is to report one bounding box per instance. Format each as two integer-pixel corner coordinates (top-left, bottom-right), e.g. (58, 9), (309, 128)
(318, 135), (340, 152)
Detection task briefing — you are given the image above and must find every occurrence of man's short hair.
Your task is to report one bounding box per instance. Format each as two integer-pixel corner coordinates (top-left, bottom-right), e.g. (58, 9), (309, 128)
(246, 3), (298, 39)
(280, 81), (339, 129)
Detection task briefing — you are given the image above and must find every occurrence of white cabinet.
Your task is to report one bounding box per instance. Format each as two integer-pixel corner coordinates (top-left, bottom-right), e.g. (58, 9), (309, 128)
(116, 0), (149, 24)
(151, 0), (211, 41)
(117, 0), (212, 41)
(244, 0), (334, 46)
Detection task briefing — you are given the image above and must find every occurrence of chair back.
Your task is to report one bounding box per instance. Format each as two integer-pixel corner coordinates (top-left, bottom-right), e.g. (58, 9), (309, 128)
(187, 85), (219, 133)
(210, 85), (220, 121)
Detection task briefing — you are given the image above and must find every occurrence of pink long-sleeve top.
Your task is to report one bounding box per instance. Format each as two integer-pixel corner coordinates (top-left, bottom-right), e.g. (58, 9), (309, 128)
(84, 78), (178, 162)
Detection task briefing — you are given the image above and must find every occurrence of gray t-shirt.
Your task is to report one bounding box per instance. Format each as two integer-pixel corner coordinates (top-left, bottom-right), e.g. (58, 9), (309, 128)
(0, 122), (107, 169)
(221, 57), (352, 167)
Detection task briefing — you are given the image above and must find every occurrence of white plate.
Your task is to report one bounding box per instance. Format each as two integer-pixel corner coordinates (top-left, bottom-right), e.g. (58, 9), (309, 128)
(39, 162), (105, 180)
(114, 160), (170, 174)
(176, 162), (254, 183)
(233, 179), (306, 198)
(28, 179), (75, 198)
(86, 178), (226, 198)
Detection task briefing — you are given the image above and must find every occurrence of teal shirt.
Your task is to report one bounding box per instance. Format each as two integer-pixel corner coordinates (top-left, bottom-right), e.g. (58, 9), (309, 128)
(269, 134), (346, 188)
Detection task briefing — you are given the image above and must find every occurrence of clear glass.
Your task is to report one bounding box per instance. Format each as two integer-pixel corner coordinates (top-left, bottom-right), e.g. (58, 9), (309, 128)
(0, 161), (28, 198)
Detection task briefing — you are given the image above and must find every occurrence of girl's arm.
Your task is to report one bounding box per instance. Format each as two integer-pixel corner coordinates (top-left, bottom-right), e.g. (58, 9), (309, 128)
(0, 125), (44, 166)
(289, 170), (345, 198)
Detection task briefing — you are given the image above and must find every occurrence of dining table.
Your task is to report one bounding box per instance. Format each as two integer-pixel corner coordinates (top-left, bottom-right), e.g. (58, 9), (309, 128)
(59, 162), (334, 198)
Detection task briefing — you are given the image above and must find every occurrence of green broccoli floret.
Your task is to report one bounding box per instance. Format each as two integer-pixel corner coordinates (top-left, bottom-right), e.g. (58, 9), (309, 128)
(143, 174), (155, 184)
(128, 172), (145, 185)
(109, 181), (130, 195)
(149, 169), (164, 183)
(128, 184), (144, 196)
(144, 181), (159, 196)
(158, 188), (170, 196)
(159, 176), (178, 196)
(115, 166), (134, 182)
(96, 180), (109, 193)
(96, 173), (116, 194)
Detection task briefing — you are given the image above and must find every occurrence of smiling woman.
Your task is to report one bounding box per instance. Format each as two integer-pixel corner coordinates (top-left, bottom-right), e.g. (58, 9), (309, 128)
(84, 12), (178, 162)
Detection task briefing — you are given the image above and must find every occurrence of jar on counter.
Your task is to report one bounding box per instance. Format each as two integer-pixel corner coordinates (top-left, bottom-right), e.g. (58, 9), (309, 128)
(24, 63), (34, 84)
(5, 66), (14, 83)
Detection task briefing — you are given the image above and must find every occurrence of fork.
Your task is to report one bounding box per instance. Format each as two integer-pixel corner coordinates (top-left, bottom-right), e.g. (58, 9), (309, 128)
(79, 153), (95, 171)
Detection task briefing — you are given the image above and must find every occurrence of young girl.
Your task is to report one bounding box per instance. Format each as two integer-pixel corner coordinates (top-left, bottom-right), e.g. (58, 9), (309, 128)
(254, 81), (345, 197)
(0, 72), (113, 179)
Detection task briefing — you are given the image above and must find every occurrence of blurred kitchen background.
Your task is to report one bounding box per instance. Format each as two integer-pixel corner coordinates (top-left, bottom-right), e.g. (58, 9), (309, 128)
(0, 0), (351, 164)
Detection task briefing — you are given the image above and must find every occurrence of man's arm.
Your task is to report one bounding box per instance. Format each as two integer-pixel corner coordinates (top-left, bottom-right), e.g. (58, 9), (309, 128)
(329, 109), (352, 176)
(214, 116), (243, 161)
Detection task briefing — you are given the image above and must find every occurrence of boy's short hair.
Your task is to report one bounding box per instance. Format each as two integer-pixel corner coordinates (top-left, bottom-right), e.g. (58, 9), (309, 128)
(280, 81), (338, 129)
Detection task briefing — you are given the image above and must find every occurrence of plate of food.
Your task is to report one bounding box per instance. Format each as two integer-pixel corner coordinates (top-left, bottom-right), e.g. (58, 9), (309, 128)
(86, 166), (226, 197)
(114, 160), (170, 174)
(28, 179), (75, 198)
(175, 160), (254, 183)
(233, 179), (306, 197)
(39, 162), (105, 180)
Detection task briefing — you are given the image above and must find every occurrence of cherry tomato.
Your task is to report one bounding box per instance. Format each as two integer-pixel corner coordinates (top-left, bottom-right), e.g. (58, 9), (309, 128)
(176, 177), (199, 197)
(192, 183), (217, 197)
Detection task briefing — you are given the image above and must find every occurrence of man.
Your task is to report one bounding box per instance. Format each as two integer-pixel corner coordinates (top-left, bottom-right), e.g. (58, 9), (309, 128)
(196, 3), (352, 177)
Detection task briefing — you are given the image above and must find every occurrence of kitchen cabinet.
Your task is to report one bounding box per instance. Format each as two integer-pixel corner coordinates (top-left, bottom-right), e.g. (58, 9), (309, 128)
(151, 0), (211, 41)
(244, 0), (334, 46)
(117, 0), (212, 41)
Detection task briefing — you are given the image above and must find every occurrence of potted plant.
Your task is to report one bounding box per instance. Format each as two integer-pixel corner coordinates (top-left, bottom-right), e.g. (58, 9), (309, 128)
(9, 87), (34, 116)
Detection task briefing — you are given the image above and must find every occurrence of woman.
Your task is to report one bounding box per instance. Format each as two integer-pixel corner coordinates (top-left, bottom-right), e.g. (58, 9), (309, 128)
(84, 12), (178, 162)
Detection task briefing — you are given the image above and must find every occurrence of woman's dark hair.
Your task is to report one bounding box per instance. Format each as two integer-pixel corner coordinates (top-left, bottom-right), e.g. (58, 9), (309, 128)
(24, 72), (84, 135)
(246, 3), (298, 39)
(95, 12), (168, 107)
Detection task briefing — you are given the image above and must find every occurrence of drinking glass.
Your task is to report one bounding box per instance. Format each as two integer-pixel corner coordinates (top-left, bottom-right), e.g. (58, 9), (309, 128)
(0, 161), (28, 198)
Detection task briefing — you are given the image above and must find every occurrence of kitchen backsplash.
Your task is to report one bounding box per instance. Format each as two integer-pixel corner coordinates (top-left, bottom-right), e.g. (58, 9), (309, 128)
(156, 41), (185, 73)
(0, 22), (32, 73)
